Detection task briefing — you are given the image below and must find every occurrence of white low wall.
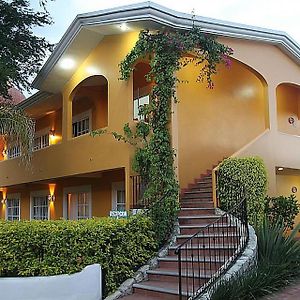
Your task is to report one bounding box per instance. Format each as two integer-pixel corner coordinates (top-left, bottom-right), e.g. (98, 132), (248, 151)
(0, 264), (102, 300)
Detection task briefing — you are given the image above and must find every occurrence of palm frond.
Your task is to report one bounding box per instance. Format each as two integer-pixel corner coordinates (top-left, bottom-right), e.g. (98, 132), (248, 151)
(0, 102), (35, 163)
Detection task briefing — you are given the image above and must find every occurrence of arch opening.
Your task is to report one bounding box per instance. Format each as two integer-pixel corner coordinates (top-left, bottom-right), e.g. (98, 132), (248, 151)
(70, 75), (108, 138)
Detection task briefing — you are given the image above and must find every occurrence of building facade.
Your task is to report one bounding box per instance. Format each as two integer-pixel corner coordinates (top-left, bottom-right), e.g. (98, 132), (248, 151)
(1, 2), (300, 223)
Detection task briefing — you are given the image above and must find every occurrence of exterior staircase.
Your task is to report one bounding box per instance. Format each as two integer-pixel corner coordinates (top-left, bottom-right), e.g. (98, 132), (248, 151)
(121, 169), (237, 300)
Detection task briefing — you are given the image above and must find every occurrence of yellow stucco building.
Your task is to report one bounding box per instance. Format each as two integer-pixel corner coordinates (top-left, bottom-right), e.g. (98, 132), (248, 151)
(1, 2), (300, 222)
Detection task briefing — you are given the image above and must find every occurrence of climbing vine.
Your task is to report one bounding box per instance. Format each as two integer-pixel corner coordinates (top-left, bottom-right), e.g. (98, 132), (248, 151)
(93, 27), (233, 244)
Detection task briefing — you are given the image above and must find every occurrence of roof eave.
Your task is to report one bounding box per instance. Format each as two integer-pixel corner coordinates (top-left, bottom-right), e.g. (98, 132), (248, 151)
(32, 1), (300, 90)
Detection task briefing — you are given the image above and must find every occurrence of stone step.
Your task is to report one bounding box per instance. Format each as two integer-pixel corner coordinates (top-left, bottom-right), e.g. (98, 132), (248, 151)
(178, 215), (220, 225)
(179, 208), (215, 216)
(157, 256), (224, 270)
(179, 224), (237, 235)
(176, 233), (240, 245)
(147, 268), (211, 284)
(133, 281), (189, 299)
(180, 201), (214, 208)
(168, 244), (236, 257)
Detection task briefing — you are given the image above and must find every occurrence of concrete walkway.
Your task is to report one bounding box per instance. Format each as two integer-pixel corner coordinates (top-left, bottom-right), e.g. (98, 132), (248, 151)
(264, 281), (300, 300)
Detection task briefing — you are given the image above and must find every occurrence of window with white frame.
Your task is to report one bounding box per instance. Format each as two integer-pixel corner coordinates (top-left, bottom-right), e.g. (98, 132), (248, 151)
(72, 111), (91, 138)
(6, 196), (20, 221)
(7, 145), (21, 159)
(77, 192), (90, 219)
(112, 182), (126, 211)
(133, 95), (150, 121)
(31, 195), (49, 220)
(34, 130), (49, 151)
(64, 186), (92, 220)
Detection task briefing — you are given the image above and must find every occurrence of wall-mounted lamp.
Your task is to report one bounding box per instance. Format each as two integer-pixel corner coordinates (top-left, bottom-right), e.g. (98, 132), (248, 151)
(1, 198), (7, 204)
(48, 195), (55, 202)
(49, 129), (55, 136)
(278, 167), (284, 171)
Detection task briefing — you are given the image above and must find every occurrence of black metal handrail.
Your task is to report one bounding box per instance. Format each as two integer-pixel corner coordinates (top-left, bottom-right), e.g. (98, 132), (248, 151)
(175, 178), (249, 299)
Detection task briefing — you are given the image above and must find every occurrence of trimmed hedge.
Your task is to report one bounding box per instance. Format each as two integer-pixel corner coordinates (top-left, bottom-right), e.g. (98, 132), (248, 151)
(218, 157), (268, 225)
(0, 215), (157, 297)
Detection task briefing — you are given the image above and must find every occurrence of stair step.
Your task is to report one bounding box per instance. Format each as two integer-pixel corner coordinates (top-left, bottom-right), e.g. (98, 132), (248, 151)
(180, 224), (237, 234)
(184, 190), (212, 194)
(179, 208), (215, 216)
(133, 281), (190, 299)
(168, 244), (236, 257)
(147, 268), (213, 279)
(181, 193), (212, 200)
(180, 201), (214, 208)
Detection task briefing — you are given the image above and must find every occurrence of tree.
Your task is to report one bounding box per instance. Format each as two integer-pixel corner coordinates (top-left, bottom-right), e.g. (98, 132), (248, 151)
(0, 0), (53, 98)
(0, 102), (35, 162)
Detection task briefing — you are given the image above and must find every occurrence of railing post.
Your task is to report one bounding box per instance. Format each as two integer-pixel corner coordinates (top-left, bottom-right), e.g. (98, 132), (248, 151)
(178, 249), (182, 300)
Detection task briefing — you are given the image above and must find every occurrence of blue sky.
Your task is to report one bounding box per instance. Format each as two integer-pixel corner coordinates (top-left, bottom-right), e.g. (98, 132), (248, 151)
(30, 0), (300, 44)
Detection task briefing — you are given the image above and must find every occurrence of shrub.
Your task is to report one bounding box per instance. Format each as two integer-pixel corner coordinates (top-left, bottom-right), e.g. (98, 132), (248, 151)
(148, 192), (179, 247)
(210, 218), (300, 300)
(264, 194), (300, 229)
(0, 215), (157, 297)
(218, 157), (268, 225)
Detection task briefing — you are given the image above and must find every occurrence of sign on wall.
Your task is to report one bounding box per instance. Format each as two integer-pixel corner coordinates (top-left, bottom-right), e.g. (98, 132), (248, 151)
(109, 211), (128, 218)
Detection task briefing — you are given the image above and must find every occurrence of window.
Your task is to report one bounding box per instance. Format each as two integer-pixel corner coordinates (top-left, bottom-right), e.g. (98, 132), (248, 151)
(72, 111), (91, 137)
(112, 182), (126, 211)
(64, 186), (92, 220)
(77, 192), (90, 219)
(6, 196), (20, 221)
(133, 95), (150, 121)
(31, 195), (49, 220)
(116, 190), (126, 211)
(7, 145), (21, 159)
(34, 133), (49, 151)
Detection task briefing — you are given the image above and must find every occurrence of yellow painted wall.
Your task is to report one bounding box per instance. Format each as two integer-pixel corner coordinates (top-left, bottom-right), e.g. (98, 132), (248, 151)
(0, 32), (140, 188)
(0, 169), (124, 220)
(276, 174), (300, 228)
(177, 59), (267, 188)
(277, 84), (300, 136)
(36, 108), (62, 138)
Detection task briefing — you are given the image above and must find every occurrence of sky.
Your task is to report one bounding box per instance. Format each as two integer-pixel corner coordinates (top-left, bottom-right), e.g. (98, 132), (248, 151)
(30, 0), (300, 44)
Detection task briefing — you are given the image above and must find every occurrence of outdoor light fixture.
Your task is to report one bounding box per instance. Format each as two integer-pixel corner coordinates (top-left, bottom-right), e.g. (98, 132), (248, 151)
(49, 129), (55, 136)
(120, 23), (129, 31)
(278, 167), (284, 171)
(1, 198), (7, 204)
(48, 195), (55, 202)
(59, 57), (76, 70)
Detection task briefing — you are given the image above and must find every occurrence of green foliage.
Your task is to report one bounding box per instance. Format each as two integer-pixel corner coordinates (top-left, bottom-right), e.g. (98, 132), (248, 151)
(210, 219), (300, 300)
(0, 102), (34, 162)
(264, 194), (300, 230)
(218, 157), (268, 225)
(0, 0), (53, 97)
(0, 216), (157, 297)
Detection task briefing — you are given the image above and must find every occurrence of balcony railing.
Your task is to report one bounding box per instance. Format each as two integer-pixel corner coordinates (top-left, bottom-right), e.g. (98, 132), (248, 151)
(130, 175), (148, 209)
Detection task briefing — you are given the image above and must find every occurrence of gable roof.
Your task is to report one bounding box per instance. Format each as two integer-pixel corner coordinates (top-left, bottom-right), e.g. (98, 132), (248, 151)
(33, 1), (300, 92)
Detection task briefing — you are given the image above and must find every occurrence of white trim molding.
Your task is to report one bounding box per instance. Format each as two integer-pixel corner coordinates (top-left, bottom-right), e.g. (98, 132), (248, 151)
(32, 2), (300, 93)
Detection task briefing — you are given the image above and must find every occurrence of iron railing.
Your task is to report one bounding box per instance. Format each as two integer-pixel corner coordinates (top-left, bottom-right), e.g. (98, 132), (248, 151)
(130, 175), (148, 209)
(175, 178), (249, 299)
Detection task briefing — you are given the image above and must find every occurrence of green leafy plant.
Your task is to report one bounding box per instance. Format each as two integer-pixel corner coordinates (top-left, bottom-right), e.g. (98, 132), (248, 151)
(264, 194), (299, 230)
(0, 216), (157, 297)
(218, 157), (268, 225)
(210, 218), (300, 300)
(93, 27), (233, 243)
